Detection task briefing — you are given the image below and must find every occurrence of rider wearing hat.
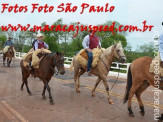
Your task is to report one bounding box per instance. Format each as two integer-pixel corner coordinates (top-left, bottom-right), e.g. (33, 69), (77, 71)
(3, 37), (14, 54)
(33, 33), (49, 50)
(3, 37), (13, 47)
(28, 33), (49, 73)
(82, 30), (101, 76)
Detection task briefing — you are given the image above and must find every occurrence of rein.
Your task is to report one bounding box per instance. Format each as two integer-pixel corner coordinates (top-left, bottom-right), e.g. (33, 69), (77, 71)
(43, 53), (58, 75)
(100, 47), (120, 91)
(44, 53), (64, 75)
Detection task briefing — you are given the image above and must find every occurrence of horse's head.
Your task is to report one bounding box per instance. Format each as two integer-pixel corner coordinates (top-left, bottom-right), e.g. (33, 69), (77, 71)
(8, 46), (15, 57)
(54, 52), (65, 75)
(113, 42), (126, 63)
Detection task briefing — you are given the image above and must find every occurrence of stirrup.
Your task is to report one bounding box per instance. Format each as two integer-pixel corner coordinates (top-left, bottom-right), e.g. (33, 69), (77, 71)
(87, 71), (92, 76)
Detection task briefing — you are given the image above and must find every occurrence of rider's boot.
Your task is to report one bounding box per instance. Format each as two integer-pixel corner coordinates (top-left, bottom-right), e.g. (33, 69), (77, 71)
(29, 61), (34, 75)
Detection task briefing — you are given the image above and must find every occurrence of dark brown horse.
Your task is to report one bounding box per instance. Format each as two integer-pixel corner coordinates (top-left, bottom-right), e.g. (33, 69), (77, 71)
(124, 56), (163, 120)
(20, 52), (65, 104)
(3, 46), (15, 67)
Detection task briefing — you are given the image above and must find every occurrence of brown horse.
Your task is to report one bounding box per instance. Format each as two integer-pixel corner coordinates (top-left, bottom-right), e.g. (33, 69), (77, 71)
(20, 52), (65, 105)
(124, 56), (163, 119)
(70, 42), (126, 104)
(3, 46), (15, 67)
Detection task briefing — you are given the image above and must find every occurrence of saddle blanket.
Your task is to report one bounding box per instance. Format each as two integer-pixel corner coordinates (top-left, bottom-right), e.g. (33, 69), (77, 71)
(23, 48), (51, 69)
(76, 48), (102, 68)
(3, 46), (15, 53)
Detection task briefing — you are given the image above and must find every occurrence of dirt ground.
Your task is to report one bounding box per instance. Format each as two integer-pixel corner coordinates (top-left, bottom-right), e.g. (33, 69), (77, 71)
(0, 57), (162, 122)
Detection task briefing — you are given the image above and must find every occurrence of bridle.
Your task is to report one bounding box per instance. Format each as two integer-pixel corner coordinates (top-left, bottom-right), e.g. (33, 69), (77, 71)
(100, 45), (125, 91)
(45, 53), (64, 75)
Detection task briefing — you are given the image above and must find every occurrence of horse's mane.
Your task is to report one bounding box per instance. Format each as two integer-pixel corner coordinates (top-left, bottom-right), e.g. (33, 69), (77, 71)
(44, 52), (63, 58)
(8, 46), (14, 52)
(102, 42), (122, 57)
(104, 46), (113, 55)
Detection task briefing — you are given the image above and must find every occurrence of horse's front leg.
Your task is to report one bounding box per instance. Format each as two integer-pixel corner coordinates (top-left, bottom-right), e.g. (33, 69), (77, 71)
(42, 85), (46, 100)
(3, 55), (6, 66)
(24, 79), (32, 96)
(91, 77), (101, 97)
(45, 82), (54, 105)
(7, 58), (12, 67)
(20, 82), (24, 90)
(101, 75), (114, 105)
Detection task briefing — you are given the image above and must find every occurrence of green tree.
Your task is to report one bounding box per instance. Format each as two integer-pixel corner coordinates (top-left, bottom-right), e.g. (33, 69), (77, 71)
(0, 35), (7, 49)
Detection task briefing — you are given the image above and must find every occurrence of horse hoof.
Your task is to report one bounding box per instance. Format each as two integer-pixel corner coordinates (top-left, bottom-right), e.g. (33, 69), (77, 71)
(50, 100), (54, 105)
(20, 87), (23, 90)
(28, 93), (32, 96)
(108, 98), (114, 105)
(42, 96), (46, 100)
(140, 111), (145, 116)
(76, 89), (80, 93)
(129, 113), (134, 117)
(91, 92), (95, 97)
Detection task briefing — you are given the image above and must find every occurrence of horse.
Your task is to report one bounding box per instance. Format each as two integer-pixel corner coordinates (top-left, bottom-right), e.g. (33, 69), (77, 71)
(123, 56), (163, 119)
(70, 42), (126, 104)
(3, 46), (15, 67)
(20, 52), (65, 105)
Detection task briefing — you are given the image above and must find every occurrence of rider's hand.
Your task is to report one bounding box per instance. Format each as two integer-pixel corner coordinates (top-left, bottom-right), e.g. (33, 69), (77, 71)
(86, 48), (92, 52)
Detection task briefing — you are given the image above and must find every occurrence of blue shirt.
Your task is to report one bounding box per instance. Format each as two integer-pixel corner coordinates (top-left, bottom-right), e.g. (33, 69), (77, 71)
(3, 40), (13, 47)
(34, 40), (48, 50)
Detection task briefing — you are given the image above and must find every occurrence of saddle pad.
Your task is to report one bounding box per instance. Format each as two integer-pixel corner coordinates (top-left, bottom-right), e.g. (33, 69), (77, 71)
(76, 48), (101, 68)
(80, 51), (88, 60)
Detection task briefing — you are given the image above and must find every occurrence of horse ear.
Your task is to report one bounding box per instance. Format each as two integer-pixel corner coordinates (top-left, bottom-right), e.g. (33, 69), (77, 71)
(114, 43), (117, 48)
(113, 41), (117, 48)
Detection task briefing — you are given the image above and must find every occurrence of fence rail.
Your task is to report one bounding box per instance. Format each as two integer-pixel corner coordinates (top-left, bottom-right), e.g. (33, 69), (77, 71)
(14, 52), (130, 79)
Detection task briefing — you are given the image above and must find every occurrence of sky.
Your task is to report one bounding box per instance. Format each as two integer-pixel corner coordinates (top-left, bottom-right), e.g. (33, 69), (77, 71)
(0, 0), (162, 50)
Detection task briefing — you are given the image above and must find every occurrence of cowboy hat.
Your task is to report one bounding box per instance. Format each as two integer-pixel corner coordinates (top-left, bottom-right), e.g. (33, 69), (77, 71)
(36, 33), (44, 38)
(8, 37), (12, 39)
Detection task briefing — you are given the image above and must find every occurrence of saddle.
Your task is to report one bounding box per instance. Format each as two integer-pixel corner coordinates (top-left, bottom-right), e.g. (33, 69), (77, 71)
(76, 48), (102, 68)
(3, 46), (15, 54)
(23, 49), (51, 69)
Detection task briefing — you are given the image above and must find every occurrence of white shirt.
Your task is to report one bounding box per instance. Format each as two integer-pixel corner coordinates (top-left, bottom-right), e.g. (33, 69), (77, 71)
(82, 35), (101, 49)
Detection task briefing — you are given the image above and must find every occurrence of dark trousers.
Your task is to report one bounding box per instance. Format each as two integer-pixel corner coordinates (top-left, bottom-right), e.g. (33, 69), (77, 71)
(86, 51), (93, 72)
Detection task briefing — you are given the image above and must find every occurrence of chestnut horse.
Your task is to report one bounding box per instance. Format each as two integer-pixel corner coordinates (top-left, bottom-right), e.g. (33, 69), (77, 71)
(3, 46), (15, 67)
(70, 42), (126, 104)
(20, 52), (65, 105)
(124, 56), (163, 119)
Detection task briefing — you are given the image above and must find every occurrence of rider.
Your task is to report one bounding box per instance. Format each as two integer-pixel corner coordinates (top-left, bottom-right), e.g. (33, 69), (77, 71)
(82, 30), (101, 76)
(28, 33), (49, 72)
(33, 33), (49, 51)
(3, 37), (13, 53)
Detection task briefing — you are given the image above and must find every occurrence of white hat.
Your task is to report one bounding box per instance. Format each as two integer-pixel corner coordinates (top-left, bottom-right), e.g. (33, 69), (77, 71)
(36, 33), (43, 38)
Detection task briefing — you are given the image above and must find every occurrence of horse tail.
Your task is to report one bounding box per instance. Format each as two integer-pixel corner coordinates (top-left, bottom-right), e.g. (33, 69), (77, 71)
(69, 56), (75, 72)
(123, 65), (132, 104)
